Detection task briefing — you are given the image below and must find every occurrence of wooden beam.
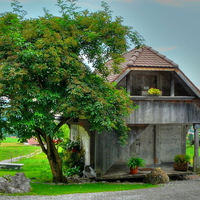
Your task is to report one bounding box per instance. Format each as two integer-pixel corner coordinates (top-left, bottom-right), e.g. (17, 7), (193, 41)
(193, 123), (200, 172)
(126, 73), (130, 94)
(170, 73), (175, 96)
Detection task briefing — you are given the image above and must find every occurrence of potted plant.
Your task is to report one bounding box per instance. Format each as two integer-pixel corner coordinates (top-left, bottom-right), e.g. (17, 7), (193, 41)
(127, 156), (146, 174)
(173, 154), (191, 171)
(147, 88), (162, 96)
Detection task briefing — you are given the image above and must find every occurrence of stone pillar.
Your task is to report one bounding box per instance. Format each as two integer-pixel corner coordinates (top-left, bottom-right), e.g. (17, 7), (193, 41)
(193, 124), (200, 172)
(79, 126), (90, 165)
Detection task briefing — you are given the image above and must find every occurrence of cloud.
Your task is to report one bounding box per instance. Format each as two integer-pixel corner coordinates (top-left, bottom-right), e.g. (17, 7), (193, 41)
(156, 46), (177, 52)
(154, 0), (200, 6)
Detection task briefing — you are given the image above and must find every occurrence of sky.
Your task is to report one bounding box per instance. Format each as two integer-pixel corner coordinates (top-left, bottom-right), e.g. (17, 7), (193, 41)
(1, 0), (200, 87)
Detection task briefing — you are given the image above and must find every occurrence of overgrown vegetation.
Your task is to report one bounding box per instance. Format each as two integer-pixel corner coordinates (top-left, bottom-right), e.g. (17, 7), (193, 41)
(59, 139), (85, 177)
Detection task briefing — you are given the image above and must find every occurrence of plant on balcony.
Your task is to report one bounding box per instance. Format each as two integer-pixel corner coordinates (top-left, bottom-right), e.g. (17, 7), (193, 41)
(147, 88), (162, 96)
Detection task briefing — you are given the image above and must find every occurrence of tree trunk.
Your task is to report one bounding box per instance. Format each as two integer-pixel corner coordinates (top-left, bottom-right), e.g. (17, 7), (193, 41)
(47, 151), (68, 183)
(36, 132), (68, 183)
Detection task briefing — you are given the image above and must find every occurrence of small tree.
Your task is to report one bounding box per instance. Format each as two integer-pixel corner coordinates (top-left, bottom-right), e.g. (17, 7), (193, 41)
(0, 0), (144, 183)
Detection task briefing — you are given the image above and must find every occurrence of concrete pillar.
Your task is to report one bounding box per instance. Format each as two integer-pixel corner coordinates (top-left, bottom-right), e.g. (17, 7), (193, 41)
(154, 125), (161, 164)
(94, 132), (102, 177)
(79, 126), (90, 165)
(193, 124), (200, 172)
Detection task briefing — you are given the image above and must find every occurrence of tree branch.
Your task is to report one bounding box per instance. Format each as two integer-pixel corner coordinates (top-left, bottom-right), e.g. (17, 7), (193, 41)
(54, 117), (72, 133)
(35, 129), (47, 155)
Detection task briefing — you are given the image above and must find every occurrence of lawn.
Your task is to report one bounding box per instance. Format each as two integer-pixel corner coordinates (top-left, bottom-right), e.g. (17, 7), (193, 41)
(0, 152), (158, 196)
(186, 145), (200, 164)
(22, 182), (157, 196)
(0, 137), (40, 161)
(0, 152), (52, 182)
(0, 137), (19, 144)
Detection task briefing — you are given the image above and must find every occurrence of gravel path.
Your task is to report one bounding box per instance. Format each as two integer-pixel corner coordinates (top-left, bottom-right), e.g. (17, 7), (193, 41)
(0, 178), (200, 200)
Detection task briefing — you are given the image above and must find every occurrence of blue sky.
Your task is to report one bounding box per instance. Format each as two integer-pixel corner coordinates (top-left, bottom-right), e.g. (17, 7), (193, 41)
(1, 0), (200, 87)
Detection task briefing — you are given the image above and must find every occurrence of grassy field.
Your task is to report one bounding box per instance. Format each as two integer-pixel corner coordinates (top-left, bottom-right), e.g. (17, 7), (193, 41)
(0, 137), (40, 161)
(0, 151), (52, 182)
(0, 137), (19, 144)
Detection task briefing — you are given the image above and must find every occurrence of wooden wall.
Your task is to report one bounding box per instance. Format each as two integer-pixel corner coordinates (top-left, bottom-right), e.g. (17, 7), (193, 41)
(126, 100), (200, 124)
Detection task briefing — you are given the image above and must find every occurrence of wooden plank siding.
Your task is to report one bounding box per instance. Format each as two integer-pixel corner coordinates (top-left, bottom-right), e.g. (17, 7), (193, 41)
(126, 100), (200, 124)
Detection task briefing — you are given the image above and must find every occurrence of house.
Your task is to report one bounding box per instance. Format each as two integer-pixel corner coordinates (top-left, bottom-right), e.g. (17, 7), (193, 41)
(27, 137), (40, 146)
(69, 45), (200, 178)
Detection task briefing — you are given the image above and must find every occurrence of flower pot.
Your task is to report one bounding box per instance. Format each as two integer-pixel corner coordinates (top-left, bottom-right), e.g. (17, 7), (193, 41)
(173, 162), (189, 171)
(130, 167), (138, 174)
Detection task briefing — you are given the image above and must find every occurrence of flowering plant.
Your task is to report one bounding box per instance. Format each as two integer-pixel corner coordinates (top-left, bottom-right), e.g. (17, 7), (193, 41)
(174, 154), (191, 164)
(147, 88), (162, 95)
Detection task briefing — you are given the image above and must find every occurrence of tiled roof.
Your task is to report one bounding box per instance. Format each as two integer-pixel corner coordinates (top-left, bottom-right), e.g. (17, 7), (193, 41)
(127, 46), (179, 67)
(107, 45), (179, 83)
(106, 49), (135, 82)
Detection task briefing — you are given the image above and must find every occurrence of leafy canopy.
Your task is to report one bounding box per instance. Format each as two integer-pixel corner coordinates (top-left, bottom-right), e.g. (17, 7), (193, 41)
(0, 0), (143, 144)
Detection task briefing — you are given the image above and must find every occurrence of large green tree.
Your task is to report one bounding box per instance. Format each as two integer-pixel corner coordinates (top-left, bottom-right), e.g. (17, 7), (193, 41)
(0, 0), (144, 183)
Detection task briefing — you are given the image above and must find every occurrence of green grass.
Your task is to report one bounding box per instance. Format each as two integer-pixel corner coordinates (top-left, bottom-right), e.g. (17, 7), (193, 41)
(186, 145), (200, 164)
(0, 137), (40, 161)
(0, 137), (19, 144)
(2, 182), (157, 196)
(0, 146), (40, 161)
(0, 152), (52, 183)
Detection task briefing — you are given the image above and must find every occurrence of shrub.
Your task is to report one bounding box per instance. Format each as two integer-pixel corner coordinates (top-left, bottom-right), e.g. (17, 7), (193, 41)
(174, 154), (191, 164)
(59, 139), (85, 177)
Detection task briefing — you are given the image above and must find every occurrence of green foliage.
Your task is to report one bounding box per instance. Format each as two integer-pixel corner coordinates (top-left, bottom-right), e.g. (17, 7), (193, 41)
(11, 0), (27, 19)
(0, 0), (143, 182)
(59, 138), (81, 151)
(53, 123), (70, 142)
(174, 154), (191, 164)
(127, 156), (146, 169)
(59, 139), (84, 177)
(147, 88), (162, 95)
(0, 0), (143, 144)
(65, 166), (82, 177)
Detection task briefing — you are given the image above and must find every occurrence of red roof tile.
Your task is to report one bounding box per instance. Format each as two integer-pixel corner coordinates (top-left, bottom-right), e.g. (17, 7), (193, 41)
(107, 45), (178, 83)
(127, 46), (178, 67)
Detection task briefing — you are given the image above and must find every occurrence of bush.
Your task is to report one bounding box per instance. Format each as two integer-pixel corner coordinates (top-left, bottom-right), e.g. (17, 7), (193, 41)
(174, 154), (191, 164)
(59, 139), (85, 177)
